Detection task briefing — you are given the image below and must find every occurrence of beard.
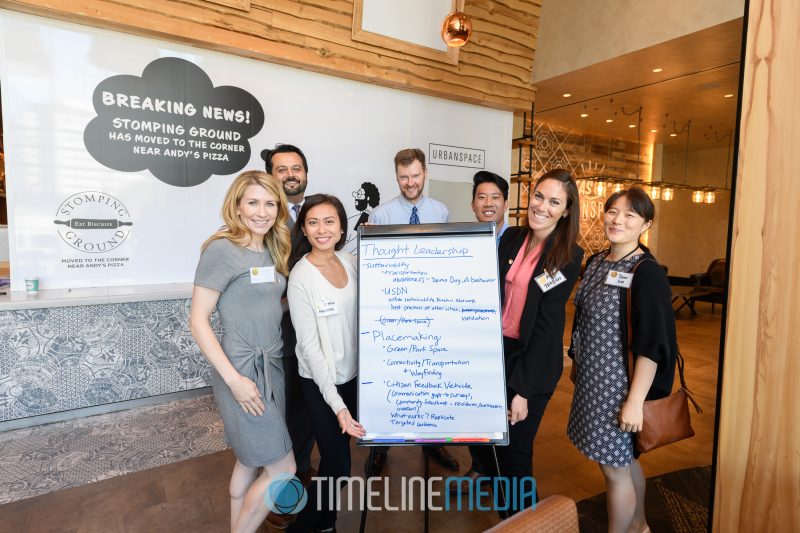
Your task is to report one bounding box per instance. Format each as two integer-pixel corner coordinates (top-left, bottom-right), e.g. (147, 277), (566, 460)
(400, 187), (422, 202)
(282, 178), (307, 197)
(355, 198), (368, 211)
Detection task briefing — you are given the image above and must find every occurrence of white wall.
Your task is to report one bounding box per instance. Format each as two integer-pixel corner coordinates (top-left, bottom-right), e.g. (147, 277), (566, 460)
(648, 144), (732, 276)
(429, 179), (475, 222)
(534, 0), (745, 81)
(0, 11), (511, 291)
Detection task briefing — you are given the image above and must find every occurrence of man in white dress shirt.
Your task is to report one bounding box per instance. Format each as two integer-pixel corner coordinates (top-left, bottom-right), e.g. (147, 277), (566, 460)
(263, 143), (309, 226)
(450, 170), (510, 495)
(260, 143), (314, 529)
(471, 170), (510, 246)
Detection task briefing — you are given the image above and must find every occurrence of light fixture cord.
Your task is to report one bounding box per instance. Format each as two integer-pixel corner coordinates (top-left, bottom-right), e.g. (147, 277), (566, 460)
(684, 121), (692, 185)
(621, 106), (643, 181)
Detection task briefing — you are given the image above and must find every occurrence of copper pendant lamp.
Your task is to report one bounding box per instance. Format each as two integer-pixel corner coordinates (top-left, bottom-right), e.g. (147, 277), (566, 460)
(441, 11), (472, 47)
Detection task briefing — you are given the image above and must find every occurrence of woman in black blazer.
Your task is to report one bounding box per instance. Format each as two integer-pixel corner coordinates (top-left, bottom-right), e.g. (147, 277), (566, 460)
(478, 168), (583, 516)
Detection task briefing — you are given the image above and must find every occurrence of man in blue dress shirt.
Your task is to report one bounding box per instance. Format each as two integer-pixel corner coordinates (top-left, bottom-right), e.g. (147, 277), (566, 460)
(367, 148), (458, 476)
(369, 148), (450, 225)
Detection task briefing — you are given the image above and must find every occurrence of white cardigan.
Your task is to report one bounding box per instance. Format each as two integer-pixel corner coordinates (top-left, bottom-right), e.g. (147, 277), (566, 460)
(287, 251), (358, 414)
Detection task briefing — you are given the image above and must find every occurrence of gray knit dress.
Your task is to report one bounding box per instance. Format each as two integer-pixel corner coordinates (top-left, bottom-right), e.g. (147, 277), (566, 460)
(194, 238), (292, 467)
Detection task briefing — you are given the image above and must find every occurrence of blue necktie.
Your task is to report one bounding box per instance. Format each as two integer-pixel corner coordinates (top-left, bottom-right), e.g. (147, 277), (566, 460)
(409, 206), (420, 225)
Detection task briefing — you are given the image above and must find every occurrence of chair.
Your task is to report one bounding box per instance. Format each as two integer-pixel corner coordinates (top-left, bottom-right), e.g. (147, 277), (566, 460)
(689, 258), (727, 313)
(668, 275), (706, 318)
(483, 495), (579, 533)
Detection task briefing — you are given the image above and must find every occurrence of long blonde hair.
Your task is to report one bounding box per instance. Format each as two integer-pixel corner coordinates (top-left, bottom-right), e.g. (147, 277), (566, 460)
(202, 170), (291, 276)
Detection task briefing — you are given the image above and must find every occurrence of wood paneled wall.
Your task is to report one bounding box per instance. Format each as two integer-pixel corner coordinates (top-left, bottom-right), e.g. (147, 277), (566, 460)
(713, 0), (800, 530)
(1, 0), (538, 111)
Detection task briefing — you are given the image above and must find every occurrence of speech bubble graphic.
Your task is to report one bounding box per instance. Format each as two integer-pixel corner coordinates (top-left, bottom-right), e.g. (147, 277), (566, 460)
(84, 57), (264, 187)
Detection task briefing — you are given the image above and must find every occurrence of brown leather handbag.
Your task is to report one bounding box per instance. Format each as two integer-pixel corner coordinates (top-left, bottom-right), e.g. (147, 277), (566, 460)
(626, 260), (702, 454)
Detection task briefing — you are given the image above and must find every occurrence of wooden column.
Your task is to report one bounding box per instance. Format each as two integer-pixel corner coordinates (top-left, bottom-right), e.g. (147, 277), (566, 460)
(713, 0), (800, 530)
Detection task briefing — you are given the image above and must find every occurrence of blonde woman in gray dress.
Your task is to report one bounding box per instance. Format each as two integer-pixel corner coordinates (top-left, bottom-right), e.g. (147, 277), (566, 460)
(191, 171), (295, 533)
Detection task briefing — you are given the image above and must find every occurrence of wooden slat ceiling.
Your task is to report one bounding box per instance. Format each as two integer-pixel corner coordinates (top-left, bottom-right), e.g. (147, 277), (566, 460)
(533, 18), (744, 150)
(1, 0), (541, 111)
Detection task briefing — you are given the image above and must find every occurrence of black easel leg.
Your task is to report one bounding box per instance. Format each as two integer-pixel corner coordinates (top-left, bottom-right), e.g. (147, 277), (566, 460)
(490, 445), (509, 519)
(359, 447), (376, 533)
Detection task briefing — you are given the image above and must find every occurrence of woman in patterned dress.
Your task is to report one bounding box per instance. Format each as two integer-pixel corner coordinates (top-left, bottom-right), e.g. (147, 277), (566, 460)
(567, 188), (678, 533)
(190, 171), (296, 533)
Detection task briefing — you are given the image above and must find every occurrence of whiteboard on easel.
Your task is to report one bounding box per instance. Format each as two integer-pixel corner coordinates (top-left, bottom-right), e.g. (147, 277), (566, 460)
(357, 222), (508, 446)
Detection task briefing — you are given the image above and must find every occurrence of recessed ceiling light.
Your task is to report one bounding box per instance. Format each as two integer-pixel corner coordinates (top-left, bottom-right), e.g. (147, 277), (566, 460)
(652, 68), (663, 73)
(606, 119), (614, 123)
(650, 129), (658, 133)
(670, 133), (678, 137)
(628, 124), (636, 128)
(562, 93), (572, 98)
(724, 93), (734, 98)
(580, 113), (589, 118)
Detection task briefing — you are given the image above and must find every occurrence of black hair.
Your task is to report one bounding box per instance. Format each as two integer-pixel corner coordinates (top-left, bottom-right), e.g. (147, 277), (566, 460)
(604, 187), (655, 223)
(289, 194), (348, 270)
(361, 182), (381, 208)
(260, 144), (309, 174)
(472, 171), (509, 200)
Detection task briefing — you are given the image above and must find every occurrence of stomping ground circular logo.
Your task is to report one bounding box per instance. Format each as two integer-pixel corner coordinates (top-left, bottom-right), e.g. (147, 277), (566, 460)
(264, 473), (307, 515)
(53, 191), (133, 253)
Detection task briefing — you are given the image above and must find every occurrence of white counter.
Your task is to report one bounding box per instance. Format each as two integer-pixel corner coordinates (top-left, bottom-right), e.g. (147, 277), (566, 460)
(0, 282), (193, 311)
(0, 226), (8, 262)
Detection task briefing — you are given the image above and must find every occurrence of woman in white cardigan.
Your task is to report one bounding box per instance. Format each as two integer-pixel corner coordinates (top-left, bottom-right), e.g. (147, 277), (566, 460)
(287, 194), (365, 533)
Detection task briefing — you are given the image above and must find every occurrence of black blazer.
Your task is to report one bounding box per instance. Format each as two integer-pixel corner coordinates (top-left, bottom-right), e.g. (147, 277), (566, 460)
(498, 226), (584, 398)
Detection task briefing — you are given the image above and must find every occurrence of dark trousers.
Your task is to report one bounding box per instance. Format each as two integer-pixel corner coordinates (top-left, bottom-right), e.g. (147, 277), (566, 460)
(468, 446), (485, 474)
(472, 336), (551, 517)
(293, 376), (357, 531)
(473, 389), (549, 517)
(282, 312), (314, 472)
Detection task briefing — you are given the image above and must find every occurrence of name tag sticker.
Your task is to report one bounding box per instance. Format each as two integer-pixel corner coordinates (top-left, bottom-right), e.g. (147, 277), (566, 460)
(315, 299), (338, 317)
(534, 270), (567, 292)
(250, 266), (276, 284)
(605, 270), (633, 288)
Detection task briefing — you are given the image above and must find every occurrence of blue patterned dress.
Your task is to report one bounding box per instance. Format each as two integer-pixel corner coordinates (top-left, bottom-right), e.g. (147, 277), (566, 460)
(567, 251), (642, 467)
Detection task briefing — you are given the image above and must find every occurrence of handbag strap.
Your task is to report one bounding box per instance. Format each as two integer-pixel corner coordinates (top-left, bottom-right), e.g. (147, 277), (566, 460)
(625, 258), (702, 413)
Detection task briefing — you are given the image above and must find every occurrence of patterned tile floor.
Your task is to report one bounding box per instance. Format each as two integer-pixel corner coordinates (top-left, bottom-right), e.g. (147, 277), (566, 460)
(0, 394), (226, 504)
(0, 300), (720, 522)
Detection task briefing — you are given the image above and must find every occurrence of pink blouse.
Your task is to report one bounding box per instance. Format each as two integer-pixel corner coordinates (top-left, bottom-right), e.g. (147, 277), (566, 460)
(502, 235), (544, 339)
